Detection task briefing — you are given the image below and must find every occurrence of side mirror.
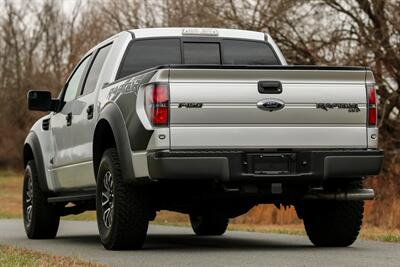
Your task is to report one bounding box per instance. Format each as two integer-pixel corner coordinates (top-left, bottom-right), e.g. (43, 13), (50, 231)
(27, 90), (60, 112)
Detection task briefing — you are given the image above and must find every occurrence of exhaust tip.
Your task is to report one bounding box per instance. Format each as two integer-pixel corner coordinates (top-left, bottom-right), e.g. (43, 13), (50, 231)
(304, 188), (375, 201)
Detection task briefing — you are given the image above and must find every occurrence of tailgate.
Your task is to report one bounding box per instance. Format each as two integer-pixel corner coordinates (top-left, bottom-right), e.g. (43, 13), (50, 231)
(168, 67), (369, 149)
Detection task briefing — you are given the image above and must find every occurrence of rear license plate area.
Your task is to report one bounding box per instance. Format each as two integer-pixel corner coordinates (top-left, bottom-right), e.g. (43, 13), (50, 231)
(247, 153), (295, 175)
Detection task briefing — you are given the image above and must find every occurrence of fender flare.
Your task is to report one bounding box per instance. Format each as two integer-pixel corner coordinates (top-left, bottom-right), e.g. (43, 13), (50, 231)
(23, 132), (49, 192)
(94, 103), (135, 181)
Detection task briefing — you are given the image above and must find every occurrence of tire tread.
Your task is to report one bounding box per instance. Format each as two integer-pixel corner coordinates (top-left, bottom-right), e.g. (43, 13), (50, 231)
(302, 180), (364, 247)
(24, 160), (60, 239)
(97, 148), (149, 250)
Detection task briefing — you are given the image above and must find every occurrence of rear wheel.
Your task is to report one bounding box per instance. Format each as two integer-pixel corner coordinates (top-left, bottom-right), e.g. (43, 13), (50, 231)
(301, 181), (364, 247)
(190, 214), (229, 236)
(96, 148), (149, 250)
(23, 160), (60, 239)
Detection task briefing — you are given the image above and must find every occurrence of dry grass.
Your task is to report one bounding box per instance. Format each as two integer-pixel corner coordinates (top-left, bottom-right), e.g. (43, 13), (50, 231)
(1, 171), (399, 243)
(0, 171), (96, 221)
(0, 245), (107, 267)
(0, 171), (22, 218)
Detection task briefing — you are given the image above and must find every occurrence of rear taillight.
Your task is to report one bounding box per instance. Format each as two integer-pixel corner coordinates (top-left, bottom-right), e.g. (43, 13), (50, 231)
(145, 83), (169, 126)
(367, 85), (377, 126)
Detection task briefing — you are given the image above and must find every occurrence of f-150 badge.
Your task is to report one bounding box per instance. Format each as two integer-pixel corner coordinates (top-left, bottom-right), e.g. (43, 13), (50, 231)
(316, 103), (360, 112)
(178, 103), (203, 108)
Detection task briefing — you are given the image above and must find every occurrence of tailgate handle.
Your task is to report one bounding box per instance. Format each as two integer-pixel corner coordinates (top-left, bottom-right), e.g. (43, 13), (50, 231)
(258, 81), (282, 94)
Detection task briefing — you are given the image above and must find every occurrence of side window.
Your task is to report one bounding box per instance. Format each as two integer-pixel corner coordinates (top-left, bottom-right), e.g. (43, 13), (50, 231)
(63, 55), (91, 102)
(117, 39), (181, 80)
(81, 44), (112, 95)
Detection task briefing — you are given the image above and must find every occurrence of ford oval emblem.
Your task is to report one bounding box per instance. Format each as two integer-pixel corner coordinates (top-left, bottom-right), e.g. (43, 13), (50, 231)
(257, 99), (285, 112)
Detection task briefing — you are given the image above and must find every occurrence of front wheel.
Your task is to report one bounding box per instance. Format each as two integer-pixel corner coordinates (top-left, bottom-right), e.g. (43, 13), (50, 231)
(96, 148), (149, 250)
(23, 160), (60, 239)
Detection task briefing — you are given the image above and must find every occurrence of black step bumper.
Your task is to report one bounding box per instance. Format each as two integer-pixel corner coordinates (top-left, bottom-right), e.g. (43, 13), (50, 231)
(147, 150), (384, 183)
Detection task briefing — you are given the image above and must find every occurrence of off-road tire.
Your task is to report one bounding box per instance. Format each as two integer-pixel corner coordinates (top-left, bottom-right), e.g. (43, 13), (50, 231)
(302, 182), (364, 247)
(23, 160), (60, 239)
(190, 214), (229, 236)
(96, 148), (149, 250)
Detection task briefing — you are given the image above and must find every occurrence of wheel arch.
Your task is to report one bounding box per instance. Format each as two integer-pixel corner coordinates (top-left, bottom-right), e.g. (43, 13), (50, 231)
(23, 132), (49, 192)
(93, 103), (135, 181)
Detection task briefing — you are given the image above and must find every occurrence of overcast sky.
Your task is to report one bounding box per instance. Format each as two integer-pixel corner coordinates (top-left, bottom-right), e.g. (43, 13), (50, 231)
(0, 0), (86, 14)
(62, 0), (89, 13)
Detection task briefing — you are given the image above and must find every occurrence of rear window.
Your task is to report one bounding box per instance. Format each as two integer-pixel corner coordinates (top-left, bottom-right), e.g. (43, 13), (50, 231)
(117, 38), (280, 80)
(117, 38), (181, 79)
(223, 40), (279, 65)
(183, 42), (220, 64)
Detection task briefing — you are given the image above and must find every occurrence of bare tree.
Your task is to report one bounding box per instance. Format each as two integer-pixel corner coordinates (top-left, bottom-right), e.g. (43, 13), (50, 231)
(0, 0), (89, 167)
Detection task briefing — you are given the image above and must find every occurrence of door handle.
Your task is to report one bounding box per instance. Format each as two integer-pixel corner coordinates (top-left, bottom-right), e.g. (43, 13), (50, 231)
(258, 81), (282, 94)
(86, 104), (94, 120)
(66, 112), (72, 126)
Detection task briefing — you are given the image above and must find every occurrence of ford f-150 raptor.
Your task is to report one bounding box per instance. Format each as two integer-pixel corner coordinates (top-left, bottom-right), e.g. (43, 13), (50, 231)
(23, 27), (383, 250)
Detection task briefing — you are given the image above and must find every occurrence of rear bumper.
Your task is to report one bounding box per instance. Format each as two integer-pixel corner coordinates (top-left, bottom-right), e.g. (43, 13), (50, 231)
(147, 150), (384, 183)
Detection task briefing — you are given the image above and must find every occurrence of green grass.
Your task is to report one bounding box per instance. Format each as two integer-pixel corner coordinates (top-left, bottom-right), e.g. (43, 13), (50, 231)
(0, 246), (36, 267)
(0, 245), (105, 267)
(228, 224), (306, 236)
(380, 234), (400, 242)
(0, 170), (16, 178)
(0, 212), (20, 219)
(361, 232), (400, 243)
(64, 212), (96, 221)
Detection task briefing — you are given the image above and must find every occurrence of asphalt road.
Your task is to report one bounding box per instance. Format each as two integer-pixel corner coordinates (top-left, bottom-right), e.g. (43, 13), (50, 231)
(0, 219), (399, 267)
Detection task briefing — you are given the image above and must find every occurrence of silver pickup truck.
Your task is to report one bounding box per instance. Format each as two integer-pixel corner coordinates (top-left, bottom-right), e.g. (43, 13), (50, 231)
(24, 28), (383, 250)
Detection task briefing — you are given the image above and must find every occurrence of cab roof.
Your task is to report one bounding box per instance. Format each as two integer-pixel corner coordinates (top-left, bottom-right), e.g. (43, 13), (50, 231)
(129, 27), (268, 41)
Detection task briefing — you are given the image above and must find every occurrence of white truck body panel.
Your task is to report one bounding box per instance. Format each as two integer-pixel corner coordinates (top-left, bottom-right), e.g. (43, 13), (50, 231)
(168, 68), (370, 149)
(25, 27), (380, 192)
